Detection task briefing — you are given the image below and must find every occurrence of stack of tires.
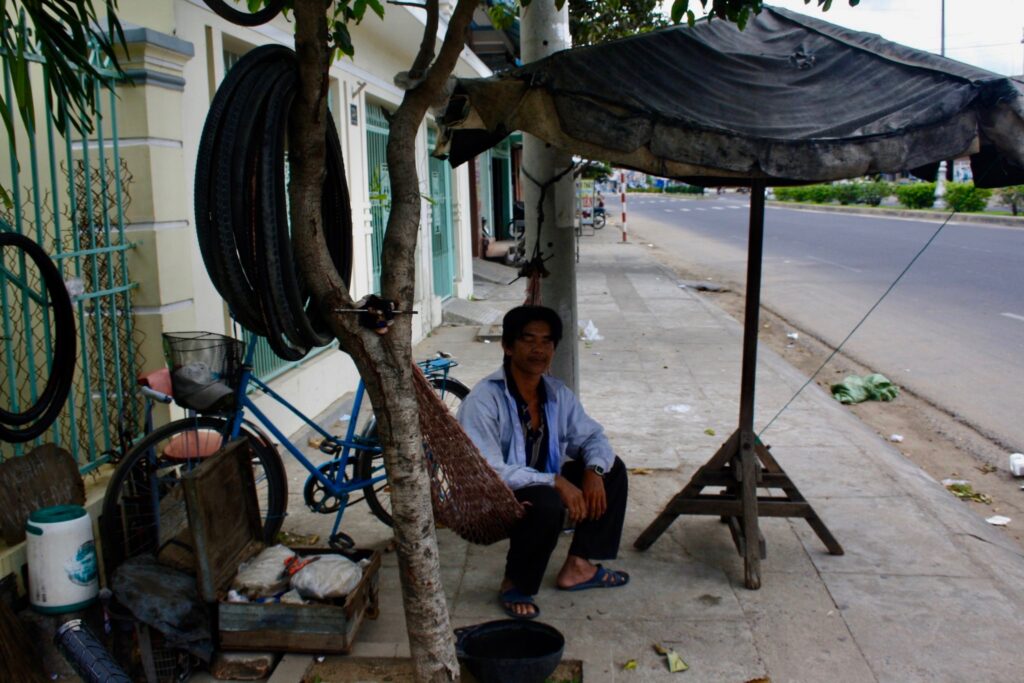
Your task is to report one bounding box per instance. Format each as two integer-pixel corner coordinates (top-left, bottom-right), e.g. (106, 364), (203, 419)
(194, 44), (353, 361)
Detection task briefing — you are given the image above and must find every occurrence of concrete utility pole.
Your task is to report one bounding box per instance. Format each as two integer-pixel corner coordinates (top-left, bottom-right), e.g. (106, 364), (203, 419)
(521, 2), (578, 392)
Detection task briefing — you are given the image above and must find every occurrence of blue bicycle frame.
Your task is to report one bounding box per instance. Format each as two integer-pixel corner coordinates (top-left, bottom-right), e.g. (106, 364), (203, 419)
(222, 336), (457, 538)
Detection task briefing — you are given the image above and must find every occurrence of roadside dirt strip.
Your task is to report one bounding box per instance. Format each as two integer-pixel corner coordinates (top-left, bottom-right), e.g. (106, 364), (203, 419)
(643, 238), (1024, 550)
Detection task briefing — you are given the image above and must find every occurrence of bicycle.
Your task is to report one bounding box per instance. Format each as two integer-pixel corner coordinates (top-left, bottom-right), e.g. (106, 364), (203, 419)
(100, 331), (469, 578)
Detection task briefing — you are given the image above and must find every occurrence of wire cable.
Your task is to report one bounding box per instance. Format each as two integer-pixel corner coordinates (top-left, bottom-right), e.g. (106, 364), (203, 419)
(758, 203), (961, 438)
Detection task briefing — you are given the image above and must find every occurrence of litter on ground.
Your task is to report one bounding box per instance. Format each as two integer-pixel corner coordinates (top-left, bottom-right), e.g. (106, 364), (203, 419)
(945, 482), (992, 504)
(831, 373), (899, 404)
(579, 319), (604, 341)
(986, 515), (1011, 526)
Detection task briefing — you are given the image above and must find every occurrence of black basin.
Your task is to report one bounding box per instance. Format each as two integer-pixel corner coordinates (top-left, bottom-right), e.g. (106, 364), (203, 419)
(455, 619), (565, 683)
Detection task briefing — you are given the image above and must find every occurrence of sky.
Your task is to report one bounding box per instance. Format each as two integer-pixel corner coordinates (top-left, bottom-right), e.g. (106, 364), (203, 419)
(698, 1), (1024, 76)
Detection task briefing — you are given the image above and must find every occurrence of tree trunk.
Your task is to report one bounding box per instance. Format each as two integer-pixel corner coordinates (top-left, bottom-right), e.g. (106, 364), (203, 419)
(289, 1), (472, 680)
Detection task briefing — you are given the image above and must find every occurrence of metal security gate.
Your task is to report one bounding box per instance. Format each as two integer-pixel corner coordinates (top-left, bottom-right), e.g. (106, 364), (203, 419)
(366, 104), (391, 293)
(427, 129), (455, 300)
(1, 32), (140, 472)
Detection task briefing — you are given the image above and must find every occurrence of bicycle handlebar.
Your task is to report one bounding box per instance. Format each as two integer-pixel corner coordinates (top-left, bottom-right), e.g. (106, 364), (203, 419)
(140, 386), (173, 404)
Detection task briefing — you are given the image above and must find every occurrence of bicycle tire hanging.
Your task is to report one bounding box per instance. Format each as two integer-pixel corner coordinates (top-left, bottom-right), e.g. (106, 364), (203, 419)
(0, 232), (77, 443)
(202, 0), (286, 26)
(195, 44), (353, 361)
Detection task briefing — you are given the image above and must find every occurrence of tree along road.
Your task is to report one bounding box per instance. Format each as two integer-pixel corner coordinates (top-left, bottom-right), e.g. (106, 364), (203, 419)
(616, 192), (1024, 451)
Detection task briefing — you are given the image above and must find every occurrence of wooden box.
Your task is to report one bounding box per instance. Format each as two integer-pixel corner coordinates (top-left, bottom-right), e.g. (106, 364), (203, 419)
(181, 439), (380, 654)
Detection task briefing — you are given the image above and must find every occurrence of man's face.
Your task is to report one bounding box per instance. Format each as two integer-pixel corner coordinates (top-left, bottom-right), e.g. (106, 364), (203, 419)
(504, 320), (556, 378)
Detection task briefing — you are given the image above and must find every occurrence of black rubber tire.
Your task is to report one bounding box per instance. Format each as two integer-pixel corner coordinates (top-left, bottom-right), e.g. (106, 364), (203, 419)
(202, 0), (286, 26)
(218, 57), (308, 360)
(194, 43), (353, 357)
(358, 376), (470, 527)
(194, 44), (287, 335)
(593, 212), (606, 229)
(257, 60), (352, 353)
(99, 415), (287, 582)
(0, 232), (76, 442)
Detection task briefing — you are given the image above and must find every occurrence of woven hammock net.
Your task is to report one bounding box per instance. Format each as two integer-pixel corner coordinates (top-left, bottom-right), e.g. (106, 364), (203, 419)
(413, 365), (524, 544)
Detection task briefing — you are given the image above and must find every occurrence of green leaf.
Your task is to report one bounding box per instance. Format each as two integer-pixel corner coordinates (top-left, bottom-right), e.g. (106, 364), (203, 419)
(0, 185), (13, 211)
(670, 0), (686, 24)
(686, 9), (696, 26)
(736, 6), (750, 30)
(555, 0), (566, 11)
(366, 0), (385, 20)
(353, 0), (368, 21)
(332, 25), (354, 57)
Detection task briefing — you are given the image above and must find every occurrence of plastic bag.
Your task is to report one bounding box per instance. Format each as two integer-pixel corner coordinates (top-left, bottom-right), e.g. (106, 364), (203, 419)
(231, 545), (296, 597)
(830, 373), (899, 404)
(290, 555), (363, 600)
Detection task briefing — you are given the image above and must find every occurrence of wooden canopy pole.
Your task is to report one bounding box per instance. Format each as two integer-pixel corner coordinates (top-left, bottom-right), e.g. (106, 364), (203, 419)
(634, 180), (843, 589)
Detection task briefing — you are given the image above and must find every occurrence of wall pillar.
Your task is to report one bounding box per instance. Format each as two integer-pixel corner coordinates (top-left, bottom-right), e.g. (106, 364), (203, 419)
(114, 28), (196, 378)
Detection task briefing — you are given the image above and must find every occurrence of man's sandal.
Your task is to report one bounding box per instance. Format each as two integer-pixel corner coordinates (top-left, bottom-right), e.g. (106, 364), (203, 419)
(499, 587), (540, 620)
(559, 565), (630, 592)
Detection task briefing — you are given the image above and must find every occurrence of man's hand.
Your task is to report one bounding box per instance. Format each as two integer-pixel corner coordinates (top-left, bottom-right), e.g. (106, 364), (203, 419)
(581, 469), (607, 520)
(554, 475), (587, 523)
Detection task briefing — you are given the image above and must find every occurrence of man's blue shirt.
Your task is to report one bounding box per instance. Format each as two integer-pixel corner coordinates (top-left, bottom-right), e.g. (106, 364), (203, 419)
(456, 366), (615, 489)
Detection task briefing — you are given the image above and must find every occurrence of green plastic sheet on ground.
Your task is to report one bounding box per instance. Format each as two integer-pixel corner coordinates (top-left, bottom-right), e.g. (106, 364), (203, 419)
(831, 374), (899, 404)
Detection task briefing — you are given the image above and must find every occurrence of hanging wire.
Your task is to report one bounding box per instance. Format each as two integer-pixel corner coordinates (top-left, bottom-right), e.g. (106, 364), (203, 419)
(758, 183), (973, 438)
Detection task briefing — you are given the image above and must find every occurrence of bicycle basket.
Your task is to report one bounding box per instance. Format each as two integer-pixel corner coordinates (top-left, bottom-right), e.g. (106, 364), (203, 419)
(162, 332), (244, 412)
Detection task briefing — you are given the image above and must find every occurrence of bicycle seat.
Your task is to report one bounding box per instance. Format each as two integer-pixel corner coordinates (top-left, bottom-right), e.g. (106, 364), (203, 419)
(138, 367), (173, 396)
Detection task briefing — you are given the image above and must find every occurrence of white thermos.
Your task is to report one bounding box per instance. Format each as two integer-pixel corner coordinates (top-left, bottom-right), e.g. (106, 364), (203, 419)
(25, 504), (99, 613)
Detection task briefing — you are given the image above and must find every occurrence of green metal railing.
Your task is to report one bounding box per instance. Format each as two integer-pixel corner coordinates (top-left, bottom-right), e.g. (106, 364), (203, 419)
(1, 31), (140, 472)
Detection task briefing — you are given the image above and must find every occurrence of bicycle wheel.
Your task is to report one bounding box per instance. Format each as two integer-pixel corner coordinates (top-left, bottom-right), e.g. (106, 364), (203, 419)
(100, 415), (287, 581)
(358, 376), (470, 527)
(593, 212), (606, 229)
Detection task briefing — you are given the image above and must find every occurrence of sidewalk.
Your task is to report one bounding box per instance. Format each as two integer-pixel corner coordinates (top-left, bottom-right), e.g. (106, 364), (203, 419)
(274, 225), (1024, 681)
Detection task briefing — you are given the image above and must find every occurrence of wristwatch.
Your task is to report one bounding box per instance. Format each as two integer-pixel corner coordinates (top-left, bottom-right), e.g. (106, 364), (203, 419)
(586, 463), (606, 477)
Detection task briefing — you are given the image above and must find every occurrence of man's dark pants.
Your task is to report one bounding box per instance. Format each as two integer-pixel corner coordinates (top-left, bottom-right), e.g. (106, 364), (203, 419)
(505, 456), (628, 595)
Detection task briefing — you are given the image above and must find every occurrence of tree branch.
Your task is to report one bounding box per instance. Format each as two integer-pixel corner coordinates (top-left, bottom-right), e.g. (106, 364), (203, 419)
(386, 1), (428, 7)
(419, 0), (477, 96)
(407, 0), (439, 80)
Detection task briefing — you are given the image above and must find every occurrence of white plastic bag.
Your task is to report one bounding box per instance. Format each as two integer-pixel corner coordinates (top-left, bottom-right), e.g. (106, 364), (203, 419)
(290, 555), (363, 600)
(231, 545), (296, 597)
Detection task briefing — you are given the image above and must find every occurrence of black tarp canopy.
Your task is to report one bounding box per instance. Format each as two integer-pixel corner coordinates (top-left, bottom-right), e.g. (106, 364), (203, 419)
(440, 5), (1024, 187)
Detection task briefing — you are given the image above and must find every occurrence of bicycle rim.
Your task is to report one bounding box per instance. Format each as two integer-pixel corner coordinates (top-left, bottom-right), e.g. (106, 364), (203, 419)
(358, 376), (470, 527)
(100, 415), (287, 580)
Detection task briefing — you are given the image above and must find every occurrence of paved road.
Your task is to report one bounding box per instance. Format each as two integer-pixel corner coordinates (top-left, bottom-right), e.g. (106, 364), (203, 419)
(614, 192), (1024, 450)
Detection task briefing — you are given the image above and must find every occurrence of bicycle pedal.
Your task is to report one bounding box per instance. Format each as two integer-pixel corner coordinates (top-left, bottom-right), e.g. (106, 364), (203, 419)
(328, 531), (355, 550)
(319, 441), (342, 456)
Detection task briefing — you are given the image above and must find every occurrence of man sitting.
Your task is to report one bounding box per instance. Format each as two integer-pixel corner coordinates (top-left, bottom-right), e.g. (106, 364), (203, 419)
(457, 305), (629, 620)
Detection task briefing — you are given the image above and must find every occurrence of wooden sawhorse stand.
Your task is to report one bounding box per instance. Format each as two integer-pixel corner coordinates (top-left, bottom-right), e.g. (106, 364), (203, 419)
(633, 182), (843, 589)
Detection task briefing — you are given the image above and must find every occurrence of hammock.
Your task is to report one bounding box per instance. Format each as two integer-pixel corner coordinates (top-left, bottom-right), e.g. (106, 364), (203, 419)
(413, 366), (524, 544)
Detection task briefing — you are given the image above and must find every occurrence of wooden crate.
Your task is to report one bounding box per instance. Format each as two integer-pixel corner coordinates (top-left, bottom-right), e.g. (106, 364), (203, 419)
(181, 439), (380, 654)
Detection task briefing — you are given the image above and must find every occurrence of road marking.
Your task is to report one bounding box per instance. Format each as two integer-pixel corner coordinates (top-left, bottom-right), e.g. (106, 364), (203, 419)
(712, 206), (724, 210)
(696, 207), (707, 211)
(1002, 313), (1024, 323)
(663, 209), (674, 213)
(681, 208), (691, 212)
(805, 255), (863, 273)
